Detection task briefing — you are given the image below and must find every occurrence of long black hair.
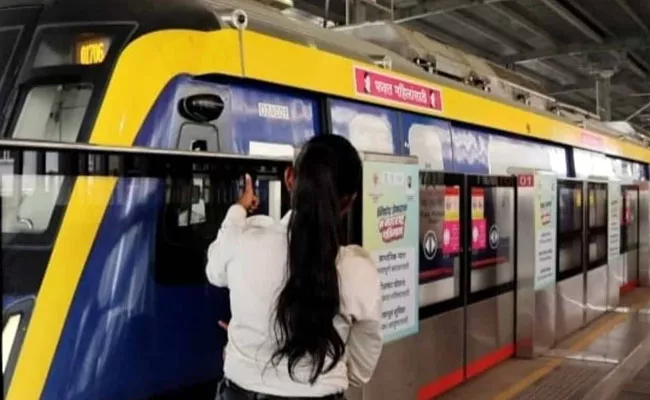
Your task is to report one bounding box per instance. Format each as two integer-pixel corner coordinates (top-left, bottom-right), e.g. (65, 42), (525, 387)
(272, 134), (362, 384)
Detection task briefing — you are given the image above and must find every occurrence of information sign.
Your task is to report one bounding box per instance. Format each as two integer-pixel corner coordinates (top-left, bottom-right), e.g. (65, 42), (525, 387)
(531, 173), (557, 290)
(363, 159), (420, 342)
(608, 182), (622, 263)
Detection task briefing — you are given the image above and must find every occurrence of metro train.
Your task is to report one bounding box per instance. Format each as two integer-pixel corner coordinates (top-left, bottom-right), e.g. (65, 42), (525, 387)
(1, 0), (649, 399)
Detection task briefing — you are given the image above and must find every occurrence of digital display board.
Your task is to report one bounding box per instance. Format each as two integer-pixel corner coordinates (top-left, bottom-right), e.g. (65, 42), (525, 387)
(75, 36), (111, 65)
(33, 33), (112, 68)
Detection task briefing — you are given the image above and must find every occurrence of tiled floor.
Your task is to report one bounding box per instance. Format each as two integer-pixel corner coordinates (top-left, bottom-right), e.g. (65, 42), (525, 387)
(615, 354), (650, 399)
(438, 288), (650, 400)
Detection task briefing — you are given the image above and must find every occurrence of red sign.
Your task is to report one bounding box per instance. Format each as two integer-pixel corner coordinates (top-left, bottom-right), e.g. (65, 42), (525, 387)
(518, 174), (535, 188)
(354, 66), (443, 111)
(581, 131), (605, 150)
(442, 220), (460, 255)
(472, 219), (487, 250)
(378, 214), (406, 242)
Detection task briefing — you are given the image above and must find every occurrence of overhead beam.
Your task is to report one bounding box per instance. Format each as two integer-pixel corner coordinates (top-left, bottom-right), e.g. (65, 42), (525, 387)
(614, 0), (650, 35)
(292, 0), (345, 23)
(625, 100), (650, 122)
(562, 0), (649, 79)
(406, 19), (499, 61)
(407, 19), (576, 87)
(626, 56), (650, 78)
(515, 65), (570, 87)
(501, 36), (650, 63)
(444, 11), (524, 52)
(540, 0), (649, 80)
(394, 0), (510, 24)
(489, 3), (556, 45)
(441, 9), (581, 80)
(549, 76), (629, 95)
(539, 0), (603, 43)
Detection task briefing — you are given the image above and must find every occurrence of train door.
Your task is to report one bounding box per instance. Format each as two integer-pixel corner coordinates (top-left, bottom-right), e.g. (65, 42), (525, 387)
(364, 171), (517, 400)
(0, 4), (42, 132)
(585, 180), (608, 324)
(620, 184), (640, 293)
(464, 174), (517, 379)
(415, 171), (467, 399)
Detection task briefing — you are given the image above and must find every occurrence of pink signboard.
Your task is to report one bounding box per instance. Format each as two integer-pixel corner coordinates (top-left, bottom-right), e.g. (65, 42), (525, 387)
(353, 66), (443, 112)
(472, 219), (487, 250)
(442, 220), (460, 255)
(581, 131), (605, 151)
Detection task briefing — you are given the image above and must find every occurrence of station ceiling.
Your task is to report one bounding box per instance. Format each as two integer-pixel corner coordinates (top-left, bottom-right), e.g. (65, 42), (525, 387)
(292, 0), (650, 134)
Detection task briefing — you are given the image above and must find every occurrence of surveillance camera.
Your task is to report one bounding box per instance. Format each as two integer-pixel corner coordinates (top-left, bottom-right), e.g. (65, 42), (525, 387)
(231, 9), (248, 30)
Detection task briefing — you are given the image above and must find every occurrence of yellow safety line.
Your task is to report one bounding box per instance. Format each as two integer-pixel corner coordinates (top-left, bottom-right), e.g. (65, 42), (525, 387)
(493, 299), (649, 400)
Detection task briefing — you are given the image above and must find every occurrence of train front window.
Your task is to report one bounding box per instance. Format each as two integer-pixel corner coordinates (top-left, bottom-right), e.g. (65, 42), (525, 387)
(2, 314), (21, 373)
(0, 28), (20, 88)
(11, 83), (92, 142)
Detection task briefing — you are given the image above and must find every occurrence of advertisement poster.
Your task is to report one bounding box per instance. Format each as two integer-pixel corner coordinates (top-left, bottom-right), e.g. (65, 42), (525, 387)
(363, 159), (420, 343)
(443, 186), (460, 255)
(533, 174), (557, 290)
(608, 182), (622, 263)
(471, 188), (487, 250)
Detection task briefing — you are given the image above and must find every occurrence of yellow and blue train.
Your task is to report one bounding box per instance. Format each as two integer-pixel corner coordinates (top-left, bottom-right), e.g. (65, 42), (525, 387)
(1, 0), (649, 399)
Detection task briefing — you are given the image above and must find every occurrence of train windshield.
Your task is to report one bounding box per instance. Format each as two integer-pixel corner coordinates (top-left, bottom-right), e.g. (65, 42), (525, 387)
(0, 28), (20, 89)
(10, 83), (93, 142)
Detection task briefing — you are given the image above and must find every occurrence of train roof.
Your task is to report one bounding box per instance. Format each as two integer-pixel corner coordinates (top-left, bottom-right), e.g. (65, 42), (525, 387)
(22, 0), (221, 36)
(12, 0), (650, 161)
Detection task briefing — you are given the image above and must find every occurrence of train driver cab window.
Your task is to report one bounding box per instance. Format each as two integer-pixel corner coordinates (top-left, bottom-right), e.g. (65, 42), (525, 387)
(2, 297), (34, 390)
(11, 83), (92, 142)
(3, 314), (22, 373)
(0, 28), (20, 89)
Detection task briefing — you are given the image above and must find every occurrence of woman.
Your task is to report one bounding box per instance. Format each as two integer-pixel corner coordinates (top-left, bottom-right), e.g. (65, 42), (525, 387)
(206, 135), (382, 399)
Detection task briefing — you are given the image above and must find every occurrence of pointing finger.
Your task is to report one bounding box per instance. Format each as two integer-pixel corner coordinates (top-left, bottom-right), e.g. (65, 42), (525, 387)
(244, 174), (253, 194)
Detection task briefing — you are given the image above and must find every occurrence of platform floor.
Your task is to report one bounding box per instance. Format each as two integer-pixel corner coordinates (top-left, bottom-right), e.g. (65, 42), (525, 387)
(438, 288), (650, 400)
(615, 360), (650, 400)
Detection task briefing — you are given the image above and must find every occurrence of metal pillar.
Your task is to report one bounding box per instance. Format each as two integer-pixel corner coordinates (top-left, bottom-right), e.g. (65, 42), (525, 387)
(353, 0), (367, 23)
(596, 75), (612, 121)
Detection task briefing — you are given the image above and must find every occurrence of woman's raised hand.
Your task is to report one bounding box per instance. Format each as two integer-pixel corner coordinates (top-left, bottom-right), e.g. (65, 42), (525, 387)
(237, 174), (259, 213)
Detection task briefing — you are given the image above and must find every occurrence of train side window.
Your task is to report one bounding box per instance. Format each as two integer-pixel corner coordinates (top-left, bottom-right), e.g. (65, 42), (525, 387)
(2, 174), (65, 234)
(11, 83), (92, 142)
(155, 174), (235, 285)
(2, 151), (69, 236)
(155, 169), (286, 285)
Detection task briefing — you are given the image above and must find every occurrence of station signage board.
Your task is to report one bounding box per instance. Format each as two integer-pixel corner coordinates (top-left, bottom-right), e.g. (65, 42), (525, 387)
(607, 181), (622, 263)
(533, 173), (557, 290)
(517, 172), (557, 290)
(353, 66), (443, 112)
(362, 156), (420, 343)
